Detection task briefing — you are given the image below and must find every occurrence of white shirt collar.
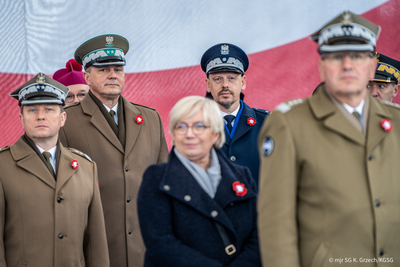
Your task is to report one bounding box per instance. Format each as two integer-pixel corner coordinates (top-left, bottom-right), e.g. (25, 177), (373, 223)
(103, 102), (119, 125)
(343, 99), (364, 115)
(37, 145), (57, 173)
(220, 103), (240, 118)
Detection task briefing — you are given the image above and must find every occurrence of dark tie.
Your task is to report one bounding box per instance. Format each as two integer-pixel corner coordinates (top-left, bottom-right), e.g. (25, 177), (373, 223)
(42, 151), (55, 178)
(109, 110), (117, 125)
(352, 111), (362, 126)
(224, 115), (235, 132)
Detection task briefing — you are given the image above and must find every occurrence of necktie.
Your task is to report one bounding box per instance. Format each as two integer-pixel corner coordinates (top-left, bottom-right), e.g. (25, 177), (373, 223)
(42, 151), (55, 178)
(224, 115), (235, 132)
(352, 111), (362, 126)
(109, 110), (117, 125)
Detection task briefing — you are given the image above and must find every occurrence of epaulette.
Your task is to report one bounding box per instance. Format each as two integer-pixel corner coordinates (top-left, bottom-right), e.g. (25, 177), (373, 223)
(67, 147), (92, 161)
(382, 101), (400, 109)
(253, 108), (271, 114)
(130, 102), (156, 111)
(275, 99), (304, 114)
(0, 146), (10, 153)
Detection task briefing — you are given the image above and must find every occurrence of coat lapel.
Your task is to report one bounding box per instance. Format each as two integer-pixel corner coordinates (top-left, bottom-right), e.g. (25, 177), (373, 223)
(11, 137), (56, 189)
(231, 102), (256, 144)
(160, 150), (238, 232)
(309, 87), (365, 146)
(55, 145), (77, 193)
(366, 95), (392, 152)
(81, 95), (124, 153)
(122, 96), (142, 156)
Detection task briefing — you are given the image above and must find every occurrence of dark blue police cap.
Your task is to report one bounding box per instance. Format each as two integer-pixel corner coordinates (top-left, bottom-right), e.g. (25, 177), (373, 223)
(201, 43), (249, 75)
(373, 53), (400, 84)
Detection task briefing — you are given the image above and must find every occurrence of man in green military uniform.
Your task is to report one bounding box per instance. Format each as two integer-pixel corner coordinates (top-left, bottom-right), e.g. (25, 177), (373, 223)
(1, 73), (109, 266)
(59, 34), (169, 267)
(258, 11), (400, 266)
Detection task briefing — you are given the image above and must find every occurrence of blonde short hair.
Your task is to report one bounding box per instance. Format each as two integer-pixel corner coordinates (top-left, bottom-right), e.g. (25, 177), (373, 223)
(169, 96), (225, 148)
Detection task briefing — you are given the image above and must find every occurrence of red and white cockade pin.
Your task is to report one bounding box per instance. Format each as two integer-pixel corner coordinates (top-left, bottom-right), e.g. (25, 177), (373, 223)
(381, 119), (392, 132)
(232, 181), (247, 197)
(135, 115), (144, 124)
(71, 160), (78, 169)
(247, 117), (256, 126)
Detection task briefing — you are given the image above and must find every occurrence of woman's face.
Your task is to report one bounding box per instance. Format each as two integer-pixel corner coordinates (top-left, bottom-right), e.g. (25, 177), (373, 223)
(173, 110), (219, 168)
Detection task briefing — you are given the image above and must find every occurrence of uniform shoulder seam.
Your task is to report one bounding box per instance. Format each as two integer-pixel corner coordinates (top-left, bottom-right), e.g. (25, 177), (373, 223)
(130, 102), (156, 111)
(252, 107), (271, 114)
(68, 147), (92, 161)
(0, 146), (10, 153)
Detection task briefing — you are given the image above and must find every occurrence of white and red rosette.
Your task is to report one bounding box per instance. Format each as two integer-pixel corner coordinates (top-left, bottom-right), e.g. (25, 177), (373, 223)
(381, 119), (392, 132)
(232, 181), (247, 197)
(247, 117), (256, 126)
(135, 115), (144, 124)
(71, 160), (78, 169)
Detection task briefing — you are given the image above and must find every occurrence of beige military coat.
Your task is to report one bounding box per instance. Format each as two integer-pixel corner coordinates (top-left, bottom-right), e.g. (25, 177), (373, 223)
(0, 137), (109, 267)
(59, 94), (168, 267)
(257, 87), (400, 267)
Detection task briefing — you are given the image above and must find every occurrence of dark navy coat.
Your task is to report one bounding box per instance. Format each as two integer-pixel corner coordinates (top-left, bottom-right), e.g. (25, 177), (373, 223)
(137, 148), (261, 267)
(221, 101), (269, 185)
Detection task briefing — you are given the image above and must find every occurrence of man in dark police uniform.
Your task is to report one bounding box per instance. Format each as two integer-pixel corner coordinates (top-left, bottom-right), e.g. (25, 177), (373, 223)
(201, 43), (269, 184)
(59, 34), (169, 267)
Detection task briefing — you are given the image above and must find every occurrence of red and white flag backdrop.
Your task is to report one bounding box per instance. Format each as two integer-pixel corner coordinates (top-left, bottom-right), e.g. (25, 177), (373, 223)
(0, 0), (399, 147)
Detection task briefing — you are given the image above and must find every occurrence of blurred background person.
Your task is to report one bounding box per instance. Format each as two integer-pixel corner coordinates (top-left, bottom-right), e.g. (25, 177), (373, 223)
(138, 96), (260, 267)
(53, 59), (89, 105)
(367, 53), (400, 102)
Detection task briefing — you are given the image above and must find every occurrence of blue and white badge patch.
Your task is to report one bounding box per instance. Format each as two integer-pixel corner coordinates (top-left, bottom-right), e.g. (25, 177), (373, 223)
(262, 137), (274, 156)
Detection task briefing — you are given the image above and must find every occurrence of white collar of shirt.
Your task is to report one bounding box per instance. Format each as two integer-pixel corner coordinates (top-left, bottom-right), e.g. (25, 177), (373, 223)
(343, 99), (364, 115)
(221, 104), (240, 125)
(37, 145), (57, 173)
(103, 102), (119, 125)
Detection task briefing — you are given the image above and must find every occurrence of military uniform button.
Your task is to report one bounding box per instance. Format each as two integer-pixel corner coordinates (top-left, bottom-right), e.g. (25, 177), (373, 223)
(230, 156), (236, 161)
(184, 195), (191, 202)
(128, 230), (132, 235)
(375, 199), (381, 207)
(379, 248), (384, 256)
(211, 210), (218, 217)
(125, 167), (129, 172)
(368, 154), (373, 160)
(127, 198), (130, 203)
(163, 185), (170, 191)
(58, 233), (63, 239)
(57, 197), (62, 203)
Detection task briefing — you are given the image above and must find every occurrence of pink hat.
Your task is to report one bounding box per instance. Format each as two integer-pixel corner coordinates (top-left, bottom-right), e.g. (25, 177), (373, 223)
(53, 59), (87, 86)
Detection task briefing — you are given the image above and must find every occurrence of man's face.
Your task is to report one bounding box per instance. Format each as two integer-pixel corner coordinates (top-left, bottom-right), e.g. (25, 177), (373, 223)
(367, 81), (398, 102)
(318, 51), (377, 100)
(84, 65), (125, 102)
(65, 84), (89, 105)
(205, 72), (246, 111)
(20, 104), (66, 144)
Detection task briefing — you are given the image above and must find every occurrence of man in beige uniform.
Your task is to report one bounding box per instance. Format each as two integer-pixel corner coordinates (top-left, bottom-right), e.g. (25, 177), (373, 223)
(59, 34), (169, 267)
(0, 73), (109, 266)
(258, 11), (400, 266)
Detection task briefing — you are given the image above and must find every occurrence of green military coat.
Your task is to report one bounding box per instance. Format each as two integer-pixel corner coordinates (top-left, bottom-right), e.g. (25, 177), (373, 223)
(257, 87), (400, 267)
(59, 94), (168, 267)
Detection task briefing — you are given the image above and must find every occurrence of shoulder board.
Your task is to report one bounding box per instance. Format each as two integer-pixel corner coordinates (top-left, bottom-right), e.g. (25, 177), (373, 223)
(0, 146), (10, 153)
(67, 147), (92, 161)
(252, 108), (271, 114)
(275, 99), (304, 114)
(382, 101), (400, 109)
(130, 102), (156, 111)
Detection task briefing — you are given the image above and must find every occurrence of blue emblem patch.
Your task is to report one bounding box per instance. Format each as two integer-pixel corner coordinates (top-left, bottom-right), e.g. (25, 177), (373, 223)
(262, 137), (274, 156)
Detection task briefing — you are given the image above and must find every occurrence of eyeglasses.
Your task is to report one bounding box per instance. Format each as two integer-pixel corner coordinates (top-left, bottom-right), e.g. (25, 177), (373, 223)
(174, 122), (210, 135)
(65, 93), (87, 104)
(321, 52), (373, 65)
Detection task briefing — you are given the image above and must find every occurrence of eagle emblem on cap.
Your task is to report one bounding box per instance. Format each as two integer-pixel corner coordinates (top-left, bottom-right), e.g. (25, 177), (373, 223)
(221, 44), (229, 55)
(105, 36), (114, 47)
(36, 73), (46, 84)
(341, 11), (352, 25)
(374, 52), (380, 62)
